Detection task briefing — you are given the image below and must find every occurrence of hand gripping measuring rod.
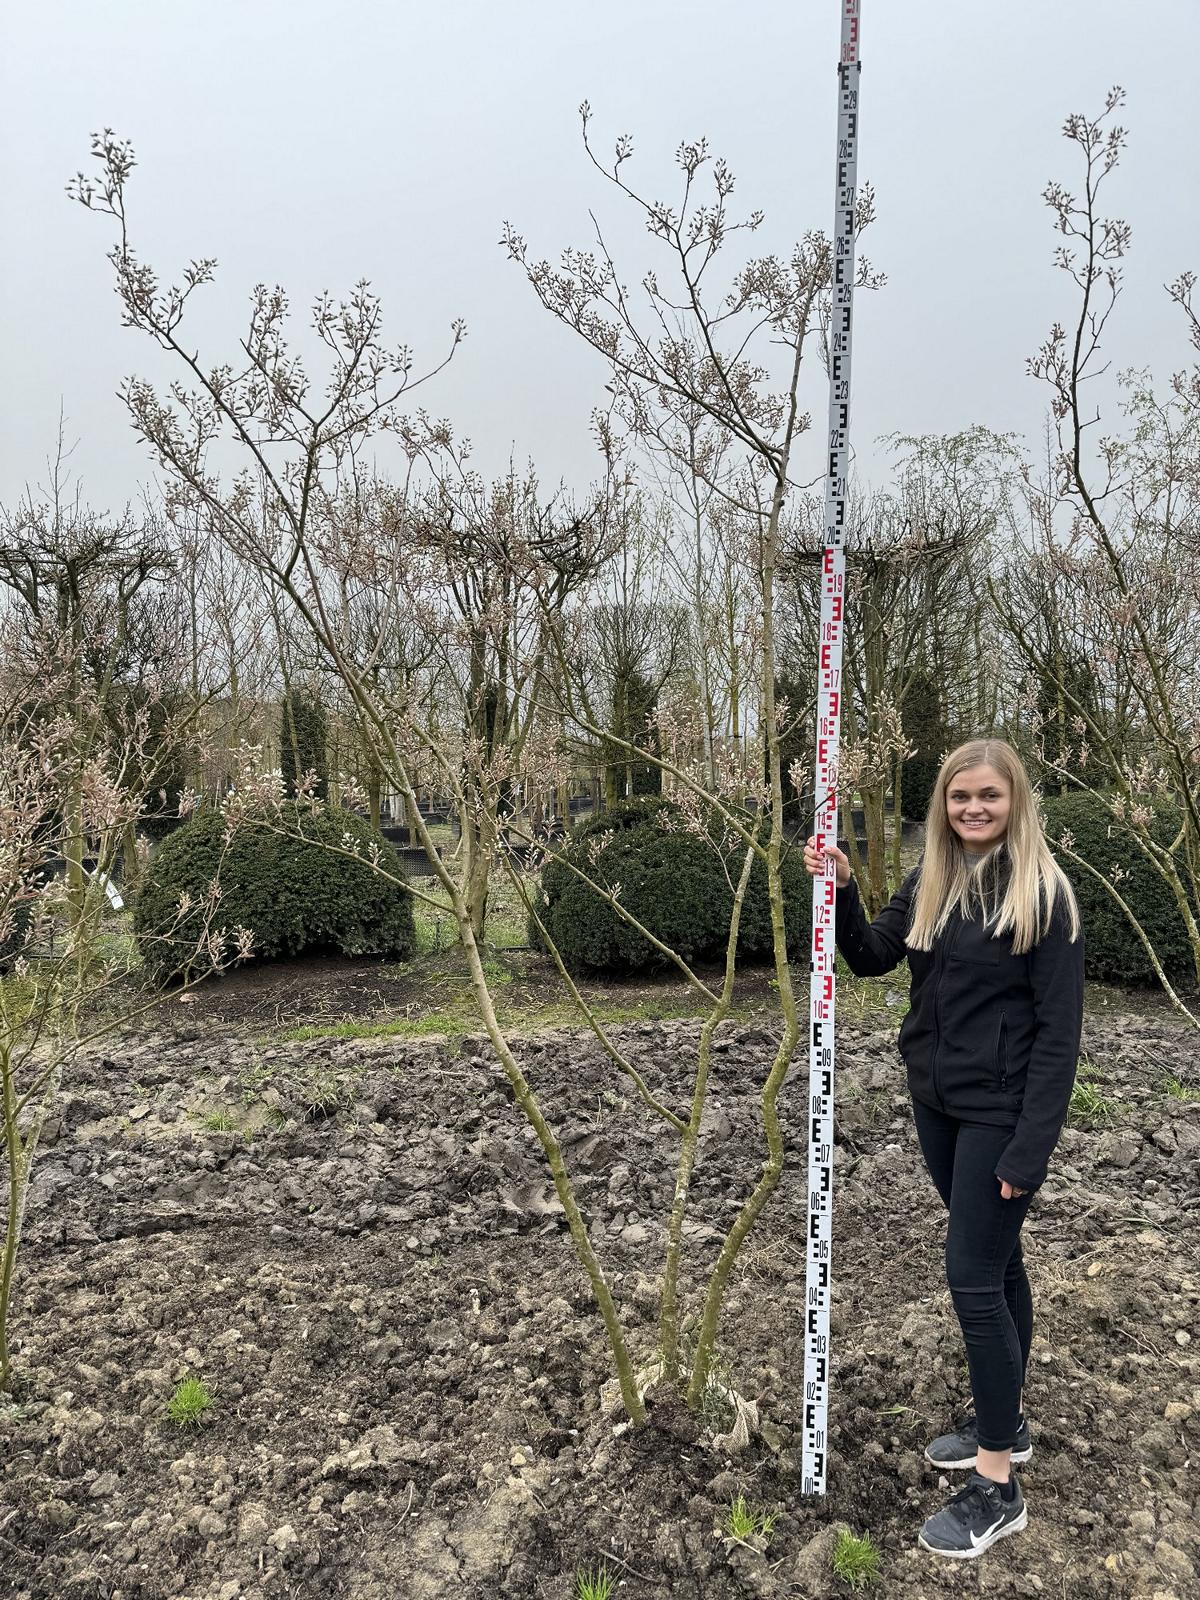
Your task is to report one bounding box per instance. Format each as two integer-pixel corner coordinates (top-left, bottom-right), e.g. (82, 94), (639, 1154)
(803, 0), (862, 1498)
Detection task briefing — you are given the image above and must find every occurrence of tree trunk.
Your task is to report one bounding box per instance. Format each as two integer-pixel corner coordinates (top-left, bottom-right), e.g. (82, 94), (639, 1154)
(464, 801), (495, 941)
(121, 819), (141, 895)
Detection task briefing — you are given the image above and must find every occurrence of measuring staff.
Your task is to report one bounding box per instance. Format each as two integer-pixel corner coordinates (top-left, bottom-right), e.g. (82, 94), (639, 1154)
(802, 0), (862, 1502)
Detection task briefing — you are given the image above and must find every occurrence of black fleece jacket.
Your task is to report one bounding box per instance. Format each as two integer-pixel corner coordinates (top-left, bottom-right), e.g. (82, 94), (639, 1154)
(834, 866), (1084, 1192)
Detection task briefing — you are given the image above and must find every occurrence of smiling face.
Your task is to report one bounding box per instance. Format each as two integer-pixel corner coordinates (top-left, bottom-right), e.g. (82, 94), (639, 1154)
(946, 763), (1012, 854)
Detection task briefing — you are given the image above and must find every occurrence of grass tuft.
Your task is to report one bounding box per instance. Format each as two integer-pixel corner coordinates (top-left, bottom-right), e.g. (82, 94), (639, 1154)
(297, 1067), (354, 1118)
(166, 1375), (214, 1428)
(1068, 1079), (1117, 1128)
(1161, 1073), (1200, 1102)
(574, 1560), (614, 1600)
(831, 1527), (881, 1589)
(726, 1492), (777, 1543)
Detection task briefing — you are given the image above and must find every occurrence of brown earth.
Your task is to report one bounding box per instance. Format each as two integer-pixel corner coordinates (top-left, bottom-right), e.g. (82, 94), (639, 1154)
(2, 973), (1200, 1599)
(129, 946), (788, 1036)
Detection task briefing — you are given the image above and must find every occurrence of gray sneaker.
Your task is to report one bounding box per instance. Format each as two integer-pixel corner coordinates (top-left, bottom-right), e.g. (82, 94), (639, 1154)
(925, 1411), (1032, 1470)
(918, 1470), (1027, 1559)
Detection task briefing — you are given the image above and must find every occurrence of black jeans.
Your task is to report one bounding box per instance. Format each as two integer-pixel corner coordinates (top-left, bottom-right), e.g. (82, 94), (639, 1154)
(911, 1099), (1035, 1451)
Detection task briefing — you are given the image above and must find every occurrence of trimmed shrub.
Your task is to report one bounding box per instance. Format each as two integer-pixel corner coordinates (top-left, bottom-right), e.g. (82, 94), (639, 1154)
(280, 689), (329, 800)
(604, 670), (663, 804)
(531, 798), (808, 974)
(1040, 789), (1198, 989)
(133, 803), (415, 981)
(769, 674), (812, 830)
(1033, 659), (1099, 788)
(900, 668), (947, 823)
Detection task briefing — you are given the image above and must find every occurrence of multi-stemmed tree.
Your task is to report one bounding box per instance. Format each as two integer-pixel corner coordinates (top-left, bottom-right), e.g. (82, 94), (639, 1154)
(504, 108), (887, 1395)
(69, 109), (889, 1426)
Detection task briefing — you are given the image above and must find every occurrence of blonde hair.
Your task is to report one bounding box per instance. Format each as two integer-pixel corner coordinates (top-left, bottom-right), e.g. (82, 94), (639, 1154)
(907, 737), (1081, 956)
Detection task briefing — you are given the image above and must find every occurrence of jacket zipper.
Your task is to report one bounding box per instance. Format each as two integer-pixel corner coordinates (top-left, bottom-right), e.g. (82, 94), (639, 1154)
(999, 1013), (1009, 1091)
(932, 915), (961, 1111)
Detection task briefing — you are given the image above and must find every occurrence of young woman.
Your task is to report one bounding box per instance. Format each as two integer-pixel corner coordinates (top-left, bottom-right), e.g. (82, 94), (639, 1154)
(803, 737), (1084, 1560)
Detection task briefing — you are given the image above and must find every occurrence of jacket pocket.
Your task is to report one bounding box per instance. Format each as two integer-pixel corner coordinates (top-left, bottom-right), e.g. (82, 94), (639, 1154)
(995, 1012), (1009, 1091)
(949, 942), (1001, 965)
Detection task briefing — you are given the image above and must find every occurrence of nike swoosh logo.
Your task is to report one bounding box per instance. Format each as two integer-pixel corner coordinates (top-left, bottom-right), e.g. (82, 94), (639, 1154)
(970, 1515), (1006, 1548)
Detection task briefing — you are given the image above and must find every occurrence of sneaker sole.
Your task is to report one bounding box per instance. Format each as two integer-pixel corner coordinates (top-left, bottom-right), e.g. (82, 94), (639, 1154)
(919, 1506), (1027, 1558)
(924, 1444), (1033, 1470)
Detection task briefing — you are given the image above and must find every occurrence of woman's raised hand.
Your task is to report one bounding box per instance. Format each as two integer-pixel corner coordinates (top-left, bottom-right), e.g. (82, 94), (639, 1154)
(802, 835), (852, 888)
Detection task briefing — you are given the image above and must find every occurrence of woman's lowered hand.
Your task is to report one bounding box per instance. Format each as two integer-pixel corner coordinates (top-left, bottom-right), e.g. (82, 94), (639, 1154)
(802, 835), (852, 888)
(999, 1180), (1027, 1199)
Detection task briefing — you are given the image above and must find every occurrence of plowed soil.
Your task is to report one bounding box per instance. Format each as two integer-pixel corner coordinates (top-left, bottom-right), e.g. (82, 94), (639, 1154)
(3, 972), (1199, 1599)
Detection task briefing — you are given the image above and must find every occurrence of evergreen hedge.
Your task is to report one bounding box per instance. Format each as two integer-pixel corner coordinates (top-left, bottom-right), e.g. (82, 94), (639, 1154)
(531, 798), (808, 974)
(133, 803), (415, 981)
(771, 674), (811, 830)
(0, 897), (33, 972)
(1041, 788), (1198, 989)
(280, 689), (329, 800)
(900, 668), (948, 822)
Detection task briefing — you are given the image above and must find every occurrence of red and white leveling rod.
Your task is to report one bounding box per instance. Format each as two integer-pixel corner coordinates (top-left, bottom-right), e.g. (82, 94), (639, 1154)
(803, 0), (862, 1498)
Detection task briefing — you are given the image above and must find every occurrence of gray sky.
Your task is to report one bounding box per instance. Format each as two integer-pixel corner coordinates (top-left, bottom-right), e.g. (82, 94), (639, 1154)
(3, 0), (1199, 511)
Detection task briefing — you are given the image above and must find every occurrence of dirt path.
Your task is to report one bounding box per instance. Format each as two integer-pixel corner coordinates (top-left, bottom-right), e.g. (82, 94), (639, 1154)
(2, 995), (1199, 1598)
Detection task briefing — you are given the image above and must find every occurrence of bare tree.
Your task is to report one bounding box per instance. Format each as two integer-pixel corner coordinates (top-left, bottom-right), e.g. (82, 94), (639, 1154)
(72, 132), (675, 1421)
(0, 611), (247, 1391)
(994, 89), (1200, 1018)
(407, 459), (615, 936)
(507, 111), (883, 1399)
(0, 435), (190, 923)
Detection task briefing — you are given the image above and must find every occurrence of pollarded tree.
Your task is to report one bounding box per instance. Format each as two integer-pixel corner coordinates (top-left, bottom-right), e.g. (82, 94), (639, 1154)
(0, 447), (193, 923)
(408, 460), (617, 936)
(564, 487), (689, 809)
(781, 430), (1004, 909)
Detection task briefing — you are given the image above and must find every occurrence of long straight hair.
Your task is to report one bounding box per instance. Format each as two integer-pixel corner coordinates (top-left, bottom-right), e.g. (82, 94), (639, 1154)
(907, 737), (1081, 956)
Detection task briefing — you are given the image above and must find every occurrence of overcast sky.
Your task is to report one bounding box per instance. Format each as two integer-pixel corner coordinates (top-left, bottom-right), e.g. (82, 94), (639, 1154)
(3, 0), (1198, 512)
